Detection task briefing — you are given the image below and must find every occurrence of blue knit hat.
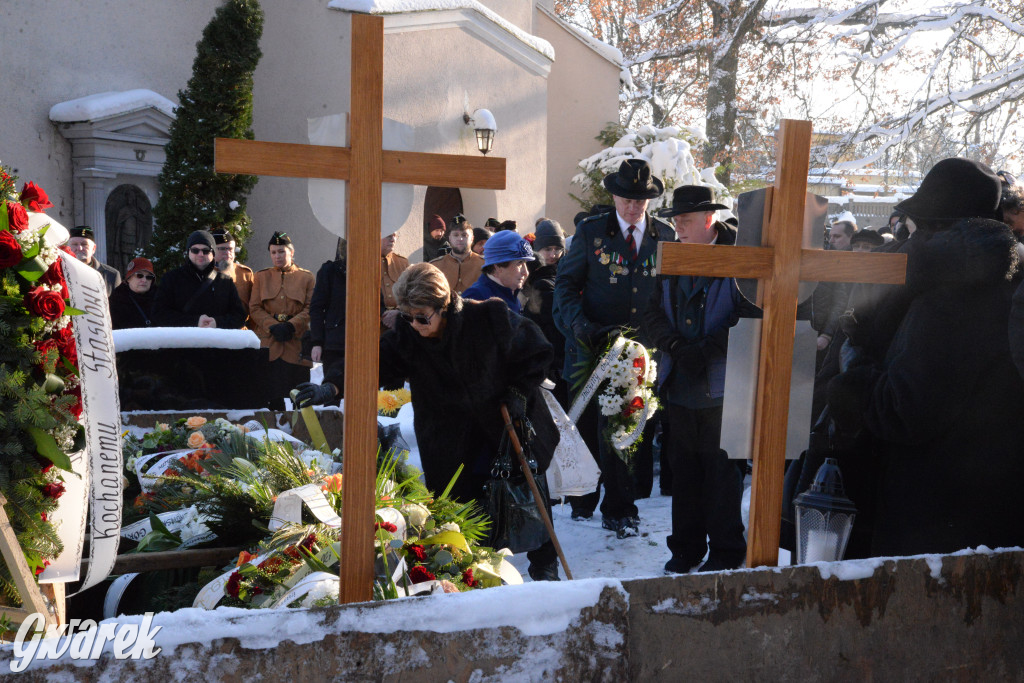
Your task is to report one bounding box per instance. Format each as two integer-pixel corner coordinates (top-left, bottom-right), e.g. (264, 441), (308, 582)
(483, 229), (534, 267)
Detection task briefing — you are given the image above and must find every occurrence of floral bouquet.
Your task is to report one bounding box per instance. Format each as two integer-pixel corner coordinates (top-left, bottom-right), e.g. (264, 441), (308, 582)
(377, 387), (411, 416)
(0, 167), (83, 601)
(570, 332), (658, 460)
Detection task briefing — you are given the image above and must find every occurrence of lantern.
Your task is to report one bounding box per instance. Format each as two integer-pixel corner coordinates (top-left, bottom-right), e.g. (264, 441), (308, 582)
(793, 457), (857, 564)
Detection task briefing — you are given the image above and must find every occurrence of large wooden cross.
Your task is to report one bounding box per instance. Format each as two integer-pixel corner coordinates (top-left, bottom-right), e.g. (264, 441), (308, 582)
(214, 13), (505, 603)
(656, 119), (907, 568)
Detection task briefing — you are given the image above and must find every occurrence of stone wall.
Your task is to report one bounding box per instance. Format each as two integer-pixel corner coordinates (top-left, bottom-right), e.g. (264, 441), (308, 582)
(5, 549), (1022, 681)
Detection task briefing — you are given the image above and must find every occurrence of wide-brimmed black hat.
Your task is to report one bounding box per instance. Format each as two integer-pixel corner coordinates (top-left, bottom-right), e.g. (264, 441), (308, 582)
(602, 159), (664, 200)
(895, 158), (1002, 222)
(659, 185), (729, 217)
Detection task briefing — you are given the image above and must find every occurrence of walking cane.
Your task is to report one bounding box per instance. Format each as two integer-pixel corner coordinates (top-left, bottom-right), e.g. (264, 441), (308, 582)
(500, 403), (574, 580)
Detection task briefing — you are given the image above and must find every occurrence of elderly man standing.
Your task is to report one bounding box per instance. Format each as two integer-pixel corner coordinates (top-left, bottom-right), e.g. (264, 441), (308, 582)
(553, 158), (675, 538)
(431, 216), (484, 295)
(66, 226), (121, 295)
(250, 232), (315, 410)
(645, 185), (759, 573)
(212, 228), (255, 327)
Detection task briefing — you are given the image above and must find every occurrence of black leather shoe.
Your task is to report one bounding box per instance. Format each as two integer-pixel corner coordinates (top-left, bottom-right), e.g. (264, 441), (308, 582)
(571, 510), (594, 521)
(601, 517), (621, 532)
(616, 517), (639, 539)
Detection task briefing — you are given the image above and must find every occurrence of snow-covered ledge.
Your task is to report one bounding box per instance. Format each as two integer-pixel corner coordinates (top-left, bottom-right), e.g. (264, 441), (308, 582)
(329, 0), (555, 77)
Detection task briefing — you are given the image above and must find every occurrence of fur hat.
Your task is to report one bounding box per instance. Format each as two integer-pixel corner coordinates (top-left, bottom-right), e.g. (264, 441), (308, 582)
(895, 158), (1002, 222)
(533, 219), (565, 251)
(483, 229), (535, 267)
(602, 159), (664, 200)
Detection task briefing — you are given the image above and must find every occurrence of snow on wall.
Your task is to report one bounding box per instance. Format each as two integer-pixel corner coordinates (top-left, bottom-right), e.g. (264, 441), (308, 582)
(327, 0), (555, 60)
(49, 89), (177, 123)
(112, 328), (261, 352)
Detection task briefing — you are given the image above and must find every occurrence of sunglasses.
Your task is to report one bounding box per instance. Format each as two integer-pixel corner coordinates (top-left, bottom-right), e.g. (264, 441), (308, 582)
(189, 247), (212, 255)
(133, 273), (155, 281)
(399, 310), (438, 325)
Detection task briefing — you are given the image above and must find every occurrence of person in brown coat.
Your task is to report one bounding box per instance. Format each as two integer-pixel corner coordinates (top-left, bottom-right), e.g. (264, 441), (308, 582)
(380, 231), (410, 331)
(430, 215), (484, 295)
(213, 228), (256, 327)
(250, 231), (315, 410)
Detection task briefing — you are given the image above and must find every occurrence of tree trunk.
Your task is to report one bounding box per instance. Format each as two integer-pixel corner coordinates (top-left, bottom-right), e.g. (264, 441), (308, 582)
(704, 30), (740, 186)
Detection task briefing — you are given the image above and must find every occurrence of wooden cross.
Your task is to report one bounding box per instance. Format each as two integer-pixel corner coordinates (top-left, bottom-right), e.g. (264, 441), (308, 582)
(214, 13), (505, 603)
(656, 119), (907, 568)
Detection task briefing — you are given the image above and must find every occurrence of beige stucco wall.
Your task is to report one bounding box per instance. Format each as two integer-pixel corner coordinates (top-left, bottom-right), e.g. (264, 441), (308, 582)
(1, 0), (549, 272)
(0, 0), (221, 229)
(535, 10), (621, 233)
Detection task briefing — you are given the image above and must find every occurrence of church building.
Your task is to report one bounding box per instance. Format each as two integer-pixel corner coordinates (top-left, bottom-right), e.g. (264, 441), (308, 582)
(0, 0), (620, 271)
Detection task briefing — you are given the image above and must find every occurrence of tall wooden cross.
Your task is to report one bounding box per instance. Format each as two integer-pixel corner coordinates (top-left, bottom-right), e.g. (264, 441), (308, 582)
(656, 119), (908, 568)
(214, 13), (505, 603)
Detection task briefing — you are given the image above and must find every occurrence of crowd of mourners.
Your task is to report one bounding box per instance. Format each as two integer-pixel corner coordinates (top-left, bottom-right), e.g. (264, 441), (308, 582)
(88, 156), (1024, 579)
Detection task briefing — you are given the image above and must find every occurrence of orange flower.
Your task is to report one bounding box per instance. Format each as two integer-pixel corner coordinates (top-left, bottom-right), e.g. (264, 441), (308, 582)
(321, 473), (343, 493)
(133, 492), (155, 511)
(179, 451), (205, 474)
(185, 416), (207, 429)
(236, 550), (258, 567)
(186, 431), (206, 449)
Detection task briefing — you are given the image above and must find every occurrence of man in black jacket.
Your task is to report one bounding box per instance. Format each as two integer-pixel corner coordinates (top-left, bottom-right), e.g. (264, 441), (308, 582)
(151, 230), (246, 329)
(309, 242), (347, 400)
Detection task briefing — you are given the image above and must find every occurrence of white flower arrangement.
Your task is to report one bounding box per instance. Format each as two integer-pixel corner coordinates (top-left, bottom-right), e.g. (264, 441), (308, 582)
(592, 338), (659, 456)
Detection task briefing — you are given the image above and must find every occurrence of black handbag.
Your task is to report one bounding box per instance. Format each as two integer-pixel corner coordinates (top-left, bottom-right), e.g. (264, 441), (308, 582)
(484, 418), (549, 554)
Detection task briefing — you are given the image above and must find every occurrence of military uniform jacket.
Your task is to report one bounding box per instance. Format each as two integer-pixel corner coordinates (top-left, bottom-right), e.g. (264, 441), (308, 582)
(553, 210), (675, 377)
(430, 252), (484, 294)
(249, 264), (315, 366)
(380, 253), (410, 310)
(224, 262), (256, 316)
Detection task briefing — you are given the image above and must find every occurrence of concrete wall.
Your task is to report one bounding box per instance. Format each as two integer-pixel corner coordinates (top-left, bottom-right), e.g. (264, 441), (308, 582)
(535, 9), (621, 232)
(8, 549), (1023, 681)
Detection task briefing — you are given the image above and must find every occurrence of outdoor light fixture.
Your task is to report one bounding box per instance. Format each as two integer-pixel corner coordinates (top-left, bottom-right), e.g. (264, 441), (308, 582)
(463, 108), (497, 155)
(793, 457), (857, 564)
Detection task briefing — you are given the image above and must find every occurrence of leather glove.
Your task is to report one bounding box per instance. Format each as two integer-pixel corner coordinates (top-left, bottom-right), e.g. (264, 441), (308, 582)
(270, 322), (295, 342)
(503, 387), (528, 422)
(668, 336), (705, 370)
(294, 381), (337, 408)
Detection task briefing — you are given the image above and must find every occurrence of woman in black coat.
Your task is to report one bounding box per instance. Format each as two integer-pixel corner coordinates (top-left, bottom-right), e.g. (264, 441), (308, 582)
(108, 257), (158, 329)
(836, 219), (1024, 556)
(309, 255), (347, 379)
(295, 262), (562, 580)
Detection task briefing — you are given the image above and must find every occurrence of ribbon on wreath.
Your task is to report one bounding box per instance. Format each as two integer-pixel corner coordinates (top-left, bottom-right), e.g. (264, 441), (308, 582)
(565, 335), (653, 452)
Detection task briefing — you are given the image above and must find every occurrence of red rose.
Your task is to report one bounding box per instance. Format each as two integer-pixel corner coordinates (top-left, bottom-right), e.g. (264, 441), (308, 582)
(405, 544), (427, 562)
(42, 482), (65, 499)
(20, 182), (53, 212)
(40, 257), (69, 299)
(225, 571), (242, 598)
(33, 337), (58, 367)
(622, 395), (645, 417)
(462, 568), (478, 588)
(408, 566), (436, 584)
(7, 201), (29, 233)
(52, 325), (77, 363)
(374, 521), (398, 533)
(40, 512), (48, 522)
(0, 230), (23, 268)
(24, 288), (65, 321)
(35, 560), (50, 576)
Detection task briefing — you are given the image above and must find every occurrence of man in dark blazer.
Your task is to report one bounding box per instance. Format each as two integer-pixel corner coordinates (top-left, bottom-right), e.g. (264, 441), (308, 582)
(553, 159), (675, 538)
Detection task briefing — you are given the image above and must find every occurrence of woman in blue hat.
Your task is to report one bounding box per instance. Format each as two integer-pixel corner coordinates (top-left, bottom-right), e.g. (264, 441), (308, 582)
(461, 229), (535, 313)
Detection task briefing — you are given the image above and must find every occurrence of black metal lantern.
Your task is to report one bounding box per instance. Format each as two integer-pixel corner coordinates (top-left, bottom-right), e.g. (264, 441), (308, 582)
(793, 457), (857, 563)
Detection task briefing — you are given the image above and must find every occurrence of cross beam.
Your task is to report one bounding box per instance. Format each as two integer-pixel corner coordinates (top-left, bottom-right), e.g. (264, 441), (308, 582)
(214, 13), (505, 603)
(656, 119), (907, 569)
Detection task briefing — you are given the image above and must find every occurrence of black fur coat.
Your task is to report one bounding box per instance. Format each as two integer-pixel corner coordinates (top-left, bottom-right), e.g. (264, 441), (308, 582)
(377, 297), (559, 504)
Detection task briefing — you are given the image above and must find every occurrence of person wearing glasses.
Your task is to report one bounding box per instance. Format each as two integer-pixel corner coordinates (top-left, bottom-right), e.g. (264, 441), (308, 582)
(151, 230), (246, 329)
(108, 257), (158, 329)
(295, 262), (563, 580)
(250, 231), (315, 410)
